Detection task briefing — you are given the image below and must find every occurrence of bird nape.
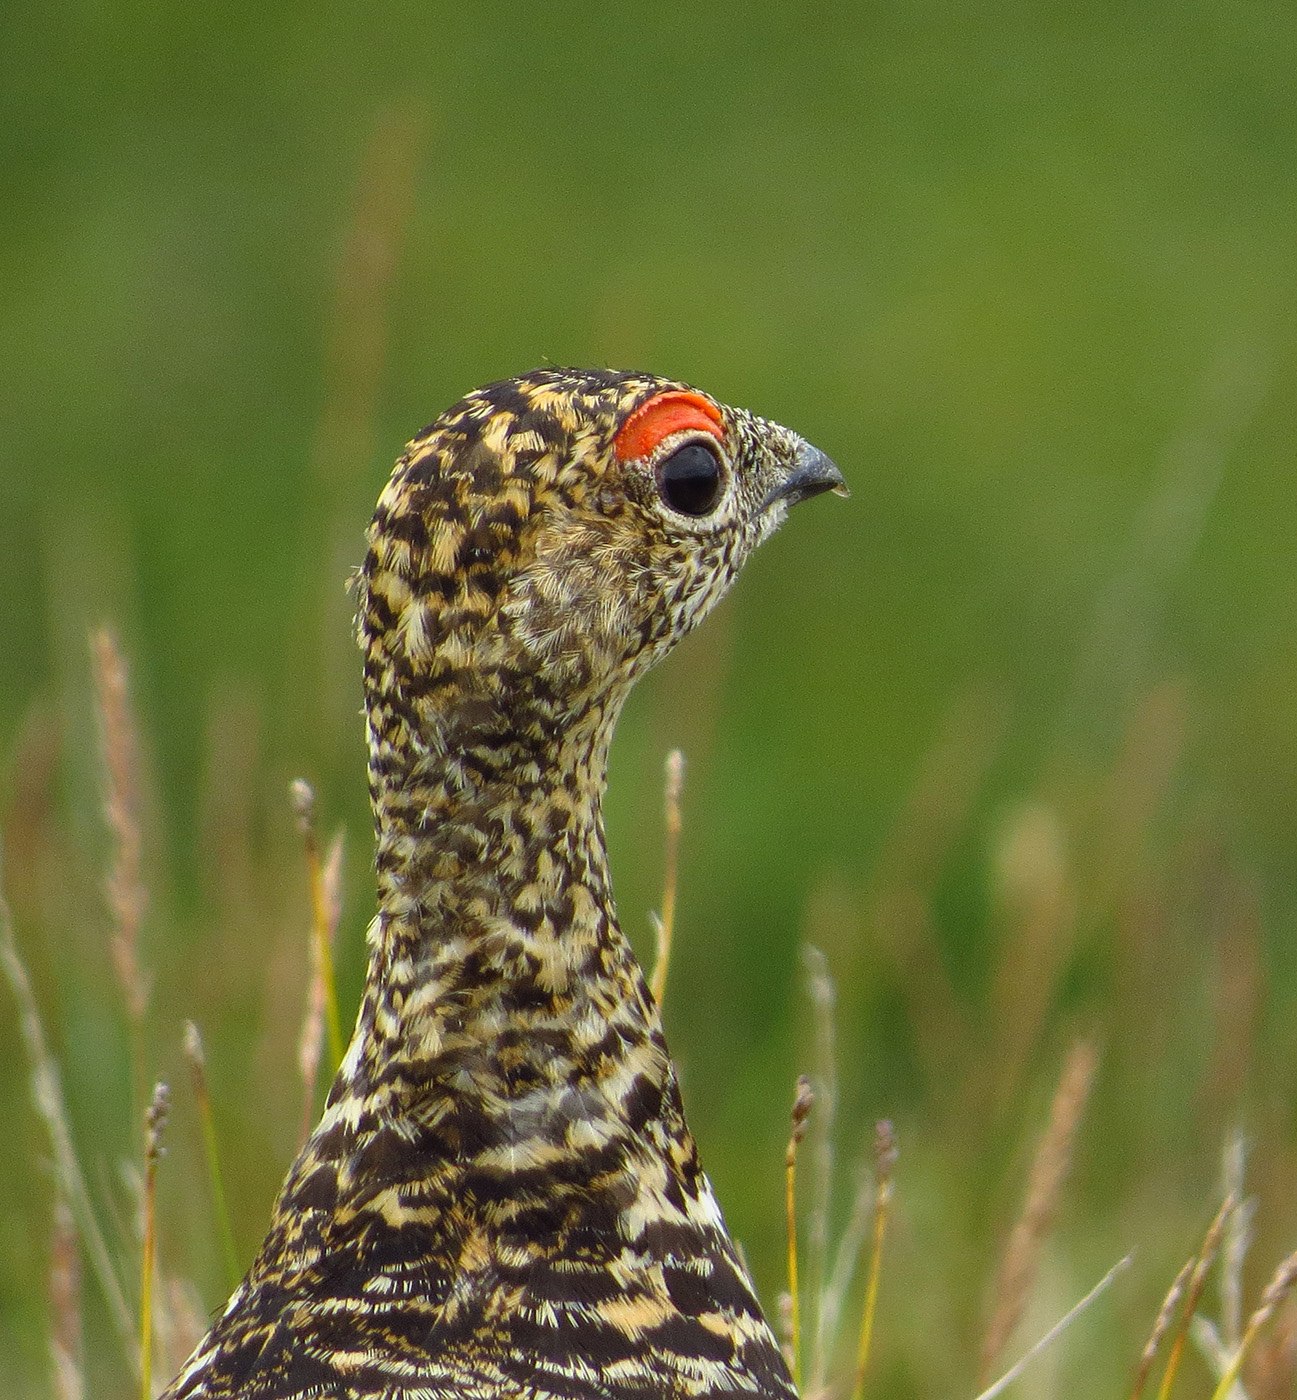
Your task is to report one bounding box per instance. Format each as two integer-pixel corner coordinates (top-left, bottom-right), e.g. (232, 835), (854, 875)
(164, 367), (846, 1400)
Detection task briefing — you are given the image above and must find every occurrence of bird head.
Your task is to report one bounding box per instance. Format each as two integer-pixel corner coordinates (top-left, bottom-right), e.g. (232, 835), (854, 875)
(358, 368), (844, 780)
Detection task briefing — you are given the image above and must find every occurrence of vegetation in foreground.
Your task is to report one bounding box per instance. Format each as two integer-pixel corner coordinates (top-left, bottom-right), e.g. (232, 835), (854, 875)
(2, 627), (1295, 1399)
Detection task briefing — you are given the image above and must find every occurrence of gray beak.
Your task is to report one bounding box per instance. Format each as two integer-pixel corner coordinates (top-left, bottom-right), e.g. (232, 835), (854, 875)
(762, 441), (848, 511)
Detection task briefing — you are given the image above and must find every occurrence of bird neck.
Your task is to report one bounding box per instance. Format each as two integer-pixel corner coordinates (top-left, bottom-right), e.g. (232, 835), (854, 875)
(338, 698), (668, 1130)
(370, 704), (616, 931)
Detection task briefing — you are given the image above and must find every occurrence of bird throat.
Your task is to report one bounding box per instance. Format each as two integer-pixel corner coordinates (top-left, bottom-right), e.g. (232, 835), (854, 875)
(349, 701), (665, 1150)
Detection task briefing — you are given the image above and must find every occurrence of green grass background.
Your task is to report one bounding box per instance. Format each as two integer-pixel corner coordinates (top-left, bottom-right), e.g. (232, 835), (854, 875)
(3, 3), (1297, 1395)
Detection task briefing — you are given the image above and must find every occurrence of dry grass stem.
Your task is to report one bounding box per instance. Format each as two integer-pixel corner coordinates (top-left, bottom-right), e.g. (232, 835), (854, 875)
(292, 780), (344, 1078)
(1252, 1253), (1297, 1339)
(90, 628), (150, 1033)
(649, 749), (684, 1008)
(1190, 1316), (1246, 1400)
(139, 1081), (170, 1400)
(1247, 1301), (1297, 1400)
(0, 854), (134, 1350)
(297, 824), (346, 1140)
(801, 943), (839, 1395)
(975, 1254), (1134, 1400)
(184, 1021), (239, 1287)
(848, 1120), (897, 1400)
(1132, 1257), (1196, 1400)
(1222, 1136), (1252, 1351)
(49, 1194), (84, 1400)
(1155, 1193), (1237, 1400)
(979, 1038), (1098, 1385)
(816, 1160), (878, 1380)
(1208, 1250), (1297, 1400)
(785, 1074), (815, 1391)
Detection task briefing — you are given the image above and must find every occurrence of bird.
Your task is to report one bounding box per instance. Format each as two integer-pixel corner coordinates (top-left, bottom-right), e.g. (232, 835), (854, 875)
(164, 367), (846, 1400)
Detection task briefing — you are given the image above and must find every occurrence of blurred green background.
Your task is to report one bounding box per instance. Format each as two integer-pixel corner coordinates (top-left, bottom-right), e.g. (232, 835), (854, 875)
(3, 3), (1297, 1396)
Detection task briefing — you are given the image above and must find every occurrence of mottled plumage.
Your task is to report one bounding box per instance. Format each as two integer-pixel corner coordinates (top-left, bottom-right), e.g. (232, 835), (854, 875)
(165, 368), (845, 1400)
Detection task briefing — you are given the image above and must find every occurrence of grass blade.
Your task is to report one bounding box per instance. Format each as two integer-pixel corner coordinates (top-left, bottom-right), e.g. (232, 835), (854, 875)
(976, 1254), (1133, 1400)
(1155, 1194), (1236, 1400)
(138, 1082), (169, 1400)
(183, 1022), (239, 1288)
(980, 1039), (1097, 1384)
(0, 850), (134, 1353)
(1208, 1250), (1297, 1400)
(291, 780), (344, 1075)
(785, 1074), (814, 1392)
(649, 749), (684, 1008)
(848, 1120), (897, 1400)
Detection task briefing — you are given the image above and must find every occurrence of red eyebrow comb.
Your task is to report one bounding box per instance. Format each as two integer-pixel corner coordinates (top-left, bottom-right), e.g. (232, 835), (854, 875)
(613, 390), (724, 462)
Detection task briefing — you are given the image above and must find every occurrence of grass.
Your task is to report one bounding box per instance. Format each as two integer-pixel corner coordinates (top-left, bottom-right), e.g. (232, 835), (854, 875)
(4, 651), (1297, 1398)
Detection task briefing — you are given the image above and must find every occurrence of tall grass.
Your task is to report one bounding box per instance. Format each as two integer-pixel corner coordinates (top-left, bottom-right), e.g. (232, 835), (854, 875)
(5, 628), (1297, 1398)
(7, 474), (1297, 1400)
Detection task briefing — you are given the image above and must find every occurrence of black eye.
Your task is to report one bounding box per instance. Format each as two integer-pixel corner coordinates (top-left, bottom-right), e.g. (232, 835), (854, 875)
(655, 441), (725, 517)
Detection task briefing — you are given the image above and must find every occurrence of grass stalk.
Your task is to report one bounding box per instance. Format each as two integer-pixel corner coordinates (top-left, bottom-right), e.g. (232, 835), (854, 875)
(975, 1254), (1134, 1400)
(979, 1039), (1098, 1385)
(649, 749), (684, 1008)
(297, 822), (346, 1140)
(183, 1021), (239, 1288)
(815, 1160), (876, 1377)
(1208, 1250), (1297, 1400)
(139, 1082), (170, 1400)
(784, 1074), (814, 1392)
(0, 852), (135, 1353)
(90, 628), (151, 1098)
(49, 1194), (84, 1400)
(1132, 1257), (1195, 1400)
(1221, 1136), (1251, 1352)
(801, 942), (837, 1393)
(848, 1120), (897, 1400)
(1155, 1194), (1236, 1400)
(291, 780), (344, 1075)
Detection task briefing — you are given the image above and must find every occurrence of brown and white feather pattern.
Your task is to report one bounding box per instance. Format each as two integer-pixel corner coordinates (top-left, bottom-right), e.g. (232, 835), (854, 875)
(165, 367), (845, 1400)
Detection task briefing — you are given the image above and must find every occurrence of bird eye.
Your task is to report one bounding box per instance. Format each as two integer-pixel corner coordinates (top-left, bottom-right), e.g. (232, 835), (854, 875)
(655, 441), (725, 518)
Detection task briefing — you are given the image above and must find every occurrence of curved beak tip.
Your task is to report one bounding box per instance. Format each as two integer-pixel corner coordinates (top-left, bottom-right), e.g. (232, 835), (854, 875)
(766, 443), (847, 510)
